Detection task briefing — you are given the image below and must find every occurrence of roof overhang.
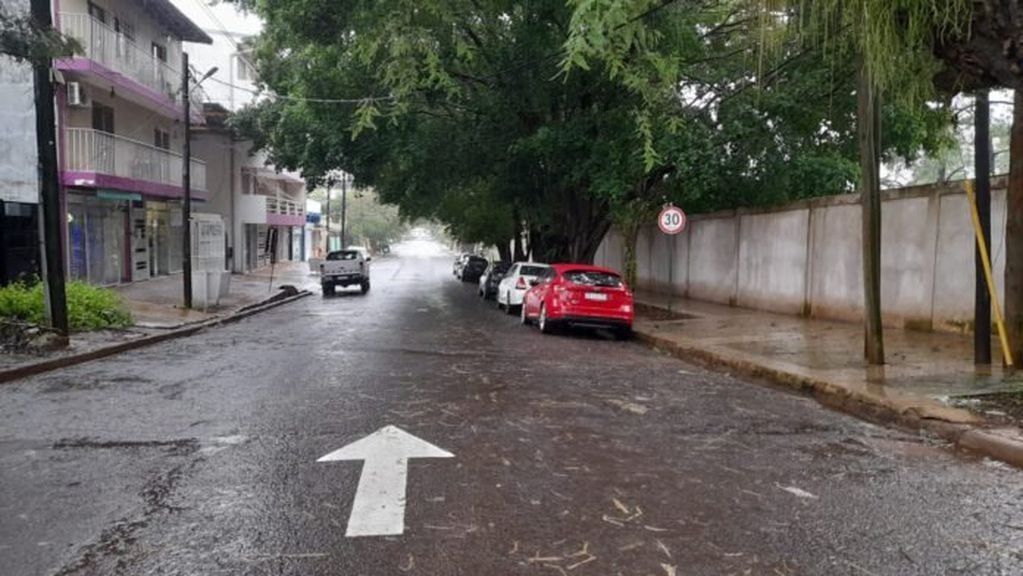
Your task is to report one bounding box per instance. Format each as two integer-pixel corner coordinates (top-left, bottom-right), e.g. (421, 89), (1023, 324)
(140, 0), (214, 44)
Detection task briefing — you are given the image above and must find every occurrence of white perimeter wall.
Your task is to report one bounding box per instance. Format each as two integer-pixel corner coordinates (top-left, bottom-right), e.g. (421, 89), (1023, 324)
(595, 179), (1008, 331)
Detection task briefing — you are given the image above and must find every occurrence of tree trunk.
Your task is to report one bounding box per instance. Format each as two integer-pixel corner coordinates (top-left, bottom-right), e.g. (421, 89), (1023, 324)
(622, 223), (640, 289)
(1006, 89), (1023, 363)
(497, 242), (511, 263)
(858, 56), (885, 365)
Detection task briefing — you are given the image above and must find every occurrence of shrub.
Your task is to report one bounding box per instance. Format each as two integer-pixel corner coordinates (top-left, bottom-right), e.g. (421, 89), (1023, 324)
(0, 281), (133, 331)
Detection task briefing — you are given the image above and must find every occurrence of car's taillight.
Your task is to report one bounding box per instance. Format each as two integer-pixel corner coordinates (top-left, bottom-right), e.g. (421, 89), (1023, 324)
(516, 277), (526, 289)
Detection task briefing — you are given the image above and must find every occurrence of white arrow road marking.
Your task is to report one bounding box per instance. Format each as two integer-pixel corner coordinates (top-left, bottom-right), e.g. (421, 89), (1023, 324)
(318, 425), (453, 537)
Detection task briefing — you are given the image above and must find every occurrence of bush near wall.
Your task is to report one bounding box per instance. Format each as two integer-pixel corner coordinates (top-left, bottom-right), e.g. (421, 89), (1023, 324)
(0, 281), (133, 331)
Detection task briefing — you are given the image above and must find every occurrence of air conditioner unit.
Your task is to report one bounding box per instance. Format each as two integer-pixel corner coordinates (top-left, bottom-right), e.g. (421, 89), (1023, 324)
(67, 82), (85, 106)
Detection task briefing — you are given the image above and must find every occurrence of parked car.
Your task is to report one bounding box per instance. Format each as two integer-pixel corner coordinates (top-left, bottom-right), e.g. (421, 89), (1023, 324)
(459, 256), (488, 282)
(320, 249), (371, 295)
(496, 262), (550, 313)
(520, 264), (633, 338)
(478, 261), (510, 299)
(453, 253), (471, 276)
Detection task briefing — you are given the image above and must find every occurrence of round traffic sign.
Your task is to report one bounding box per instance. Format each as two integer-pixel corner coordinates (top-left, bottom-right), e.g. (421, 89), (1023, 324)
(658, 205), (687, 235)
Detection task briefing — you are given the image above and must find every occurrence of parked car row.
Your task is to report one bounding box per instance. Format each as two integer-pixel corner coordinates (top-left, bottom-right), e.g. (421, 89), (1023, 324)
(454, 254), (634, 339)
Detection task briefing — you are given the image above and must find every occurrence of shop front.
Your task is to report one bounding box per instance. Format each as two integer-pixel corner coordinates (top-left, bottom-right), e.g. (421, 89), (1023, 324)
(67, 191), (131, 285)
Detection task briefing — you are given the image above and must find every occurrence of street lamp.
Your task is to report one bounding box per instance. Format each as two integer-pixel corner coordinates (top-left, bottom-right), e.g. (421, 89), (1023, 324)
(181, 53), (219, 309)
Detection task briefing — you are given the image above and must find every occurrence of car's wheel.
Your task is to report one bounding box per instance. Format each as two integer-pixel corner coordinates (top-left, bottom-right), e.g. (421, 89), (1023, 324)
(538, 304), (554, 334)
(615, 326), (633, 340)
(321, 282), (333, 296)
(504, 292), (516, 315)
(520, 301), (530, 325)
(360, 280), (370, 294)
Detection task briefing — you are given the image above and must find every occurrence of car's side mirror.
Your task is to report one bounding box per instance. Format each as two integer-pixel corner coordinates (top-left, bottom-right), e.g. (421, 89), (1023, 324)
(365, 256), (372, 262)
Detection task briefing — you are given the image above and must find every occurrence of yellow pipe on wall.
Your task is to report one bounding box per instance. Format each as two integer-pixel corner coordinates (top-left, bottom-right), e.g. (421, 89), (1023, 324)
(965, 181), (1014, 367)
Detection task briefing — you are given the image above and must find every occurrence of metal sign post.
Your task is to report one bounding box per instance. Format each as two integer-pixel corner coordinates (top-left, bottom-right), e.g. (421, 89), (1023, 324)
(658, 204), (687, 314)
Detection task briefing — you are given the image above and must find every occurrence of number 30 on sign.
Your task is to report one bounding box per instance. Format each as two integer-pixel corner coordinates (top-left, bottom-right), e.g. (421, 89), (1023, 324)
(658, 205), (687, 235)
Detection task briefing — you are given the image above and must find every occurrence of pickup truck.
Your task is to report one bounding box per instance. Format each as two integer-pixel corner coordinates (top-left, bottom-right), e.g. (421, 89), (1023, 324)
(320, 249), (371, 295)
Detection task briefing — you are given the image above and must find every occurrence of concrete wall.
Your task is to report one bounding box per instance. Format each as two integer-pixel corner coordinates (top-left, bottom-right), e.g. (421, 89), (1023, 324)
(595, 179), (1010, 332)
(0, 0), (38, 204)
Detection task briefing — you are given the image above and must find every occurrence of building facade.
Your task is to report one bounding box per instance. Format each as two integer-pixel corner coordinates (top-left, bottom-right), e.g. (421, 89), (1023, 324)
(53, 0), (212, 285)
(184, 10), (309, 272)
(0, 0), (42, 284)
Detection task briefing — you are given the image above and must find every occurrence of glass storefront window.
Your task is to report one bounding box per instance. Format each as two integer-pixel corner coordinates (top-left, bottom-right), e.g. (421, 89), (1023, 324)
(67, 195), (127, 285)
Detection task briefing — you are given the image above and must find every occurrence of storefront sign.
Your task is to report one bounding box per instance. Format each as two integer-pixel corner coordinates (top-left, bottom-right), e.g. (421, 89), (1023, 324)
(97, 190), (142, 202)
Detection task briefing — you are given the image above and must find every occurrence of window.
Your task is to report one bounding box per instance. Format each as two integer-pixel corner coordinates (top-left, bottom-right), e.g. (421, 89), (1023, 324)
(236, 55), (255, 81)
(152, 42), (167, 63)
(326, 250), (360, 261)
(519, 265), (547, 277)
(154, 129), (170, 150)
(563, 270), (623, 287)
(87, 1), (107, 23)
(92, 103), (115, 133)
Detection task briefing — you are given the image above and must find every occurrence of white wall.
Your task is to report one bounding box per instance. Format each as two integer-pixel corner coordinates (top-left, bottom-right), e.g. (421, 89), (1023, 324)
(597, 179), (1011, 332)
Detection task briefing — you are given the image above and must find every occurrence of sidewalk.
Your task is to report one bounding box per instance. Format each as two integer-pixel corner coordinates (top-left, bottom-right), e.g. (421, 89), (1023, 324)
(631, 291), (1023, 465)
(0, 262), (317, 376)
(114, 261), (319, 328)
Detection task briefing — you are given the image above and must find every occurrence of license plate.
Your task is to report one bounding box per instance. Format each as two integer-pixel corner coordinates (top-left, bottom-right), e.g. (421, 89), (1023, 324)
(584, 292), (608, 301)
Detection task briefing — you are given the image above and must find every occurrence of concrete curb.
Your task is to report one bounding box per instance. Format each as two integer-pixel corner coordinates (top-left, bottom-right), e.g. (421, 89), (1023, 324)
(0, 290), (312, 385)
(634, 329), (1023, 469)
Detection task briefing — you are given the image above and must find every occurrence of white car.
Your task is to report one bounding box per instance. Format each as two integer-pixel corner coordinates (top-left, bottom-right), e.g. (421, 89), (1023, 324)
(496, 262), (550, 313)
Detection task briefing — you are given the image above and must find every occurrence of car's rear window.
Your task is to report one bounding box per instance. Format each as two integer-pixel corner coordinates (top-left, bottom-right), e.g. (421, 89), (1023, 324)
(327, 251), (360, 261)
(468, 257), (487, 264)
(564, 270), (623, 287)
(519, 265), (547, 276)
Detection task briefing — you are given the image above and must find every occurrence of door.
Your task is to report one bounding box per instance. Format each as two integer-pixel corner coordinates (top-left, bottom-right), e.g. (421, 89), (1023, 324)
(92, 104), (115, 173)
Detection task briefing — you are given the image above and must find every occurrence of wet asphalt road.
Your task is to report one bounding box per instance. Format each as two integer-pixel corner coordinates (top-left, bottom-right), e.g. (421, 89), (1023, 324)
(3, 240), (1023, 576)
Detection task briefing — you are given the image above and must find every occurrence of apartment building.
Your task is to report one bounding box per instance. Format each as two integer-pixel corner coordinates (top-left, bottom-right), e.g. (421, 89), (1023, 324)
(0, 0), (43, 284)
(50, 0), (213, 285)
(185, 11), (310, 272)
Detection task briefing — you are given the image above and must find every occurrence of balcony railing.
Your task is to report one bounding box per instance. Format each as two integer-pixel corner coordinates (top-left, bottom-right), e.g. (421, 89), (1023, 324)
(59, 13), (179, 103)
(65, 128), (206, 192)
(266, 197), (305, 217)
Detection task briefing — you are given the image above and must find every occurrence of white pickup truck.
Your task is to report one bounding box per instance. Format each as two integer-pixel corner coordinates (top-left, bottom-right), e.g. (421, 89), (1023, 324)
(320, 249), (371, 295)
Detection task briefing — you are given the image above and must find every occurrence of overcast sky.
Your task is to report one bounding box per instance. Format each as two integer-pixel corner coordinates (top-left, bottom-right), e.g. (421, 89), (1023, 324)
(169, 0), (262, 36)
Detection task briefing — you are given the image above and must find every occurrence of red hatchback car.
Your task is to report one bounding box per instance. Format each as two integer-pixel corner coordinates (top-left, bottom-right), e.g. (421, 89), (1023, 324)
(521, 264), (634, 338)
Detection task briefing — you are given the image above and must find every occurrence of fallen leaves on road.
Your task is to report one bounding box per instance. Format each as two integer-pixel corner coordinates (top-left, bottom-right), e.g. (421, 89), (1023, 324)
(776, 484), (818, 499)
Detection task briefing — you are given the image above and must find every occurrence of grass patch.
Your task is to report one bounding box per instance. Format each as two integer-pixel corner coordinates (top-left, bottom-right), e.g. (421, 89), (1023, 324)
(0, 281), (133, 331)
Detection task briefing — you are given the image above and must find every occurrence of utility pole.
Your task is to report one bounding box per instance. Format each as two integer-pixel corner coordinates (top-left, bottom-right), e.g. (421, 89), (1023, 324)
(858, 56), (884, 365)
(975, 90), (992, 364)
(325, 180), (332, 252)
(181, 52), (192, 309)
(341, 174), (348, 250)
(31, 0), (68, 339)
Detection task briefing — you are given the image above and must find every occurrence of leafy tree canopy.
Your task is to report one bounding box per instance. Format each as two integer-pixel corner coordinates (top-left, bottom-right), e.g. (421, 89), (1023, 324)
(231, 0), (953, 262)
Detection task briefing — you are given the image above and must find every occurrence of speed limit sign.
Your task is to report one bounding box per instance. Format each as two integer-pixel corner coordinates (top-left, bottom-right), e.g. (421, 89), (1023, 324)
(658, 205), (687, 235)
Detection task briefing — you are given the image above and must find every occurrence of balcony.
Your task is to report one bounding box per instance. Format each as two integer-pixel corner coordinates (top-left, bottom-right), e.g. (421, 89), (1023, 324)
(63, 128), (207, 198)
(57, 13), (181, 116)
(266, 196), (306, 226)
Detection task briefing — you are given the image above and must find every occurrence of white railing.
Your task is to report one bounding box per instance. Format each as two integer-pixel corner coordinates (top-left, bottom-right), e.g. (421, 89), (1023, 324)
(65, 128), (206, 192)
(60, 13), (179, 103)
(266, 196), (305, 217)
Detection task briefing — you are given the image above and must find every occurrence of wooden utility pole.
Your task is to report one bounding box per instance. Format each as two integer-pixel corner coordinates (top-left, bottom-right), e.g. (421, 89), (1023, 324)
(1006, 90), (1023, 364)
(975, 90), (993, 364)
(858, 57), (884, 365)
(182, 52), (193, 308)
(31, 0), (68, 339)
